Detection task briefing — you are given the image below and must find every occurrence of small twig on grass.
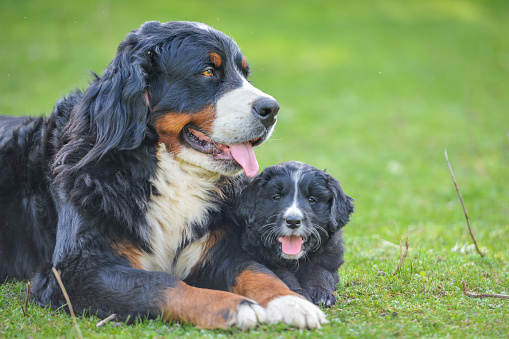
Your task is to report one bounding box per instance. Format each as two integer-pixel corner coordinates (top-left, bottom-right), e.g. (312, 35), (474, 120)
(506, 129), (509, 142)
(462, 280), (509, 299)
(23, 281), (31, 317)
(96, 313), (117, 328)
(52, 267), (83, 339)
(444, 149), (484, 258)
(19, 281), (31, 317)
(393, 229), (409, 276)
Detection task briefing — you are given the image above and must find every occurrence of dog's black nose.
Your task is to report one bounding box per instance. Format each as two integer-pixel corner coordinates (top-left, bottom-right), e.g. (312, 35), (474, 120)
(252, 98), (279, 128)
(285, 217), (302, 229)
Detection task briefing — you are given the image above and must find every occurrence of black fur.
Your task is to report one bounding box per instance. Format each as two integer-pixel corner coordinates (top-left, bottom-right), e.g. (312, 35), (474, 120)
(0, 21), (284, 326)
(236, 161), (354, 307)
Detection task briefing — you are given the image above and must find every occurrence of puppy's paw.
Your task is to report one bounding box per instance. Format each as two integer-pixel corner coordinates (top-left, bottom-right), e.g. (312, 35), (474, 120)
(265, 295), (327, 329)
(229, 299), (267, 330)
(308, 289), (336, 308)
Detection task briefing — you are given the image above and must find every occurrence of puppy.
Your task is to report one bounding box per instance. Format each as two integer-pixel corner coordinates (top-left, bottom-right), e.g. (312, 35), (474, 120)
(237, 161), (354, 307)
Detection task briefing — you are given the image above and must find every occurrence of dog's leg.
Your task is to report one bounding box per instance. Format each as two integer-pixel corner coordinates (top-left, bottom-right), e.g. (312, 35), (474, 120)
(295, 264), (339, 308)
(161, 280), (267, 329)
(231, 267), (327, 329)
(271, 268), (311, 301)
(31, 257), (265, 330)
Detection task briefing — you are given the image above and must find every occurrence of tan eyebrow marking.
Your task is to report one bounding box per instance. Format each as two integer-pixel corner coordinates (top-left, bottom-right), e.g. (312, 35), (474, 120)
(209, 52), (222, 67)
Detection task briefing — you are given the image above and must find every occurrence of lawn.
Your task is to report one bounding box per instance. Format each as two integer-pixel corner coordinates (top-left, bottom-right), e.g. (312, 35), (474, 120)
(1, 0), (508, 337)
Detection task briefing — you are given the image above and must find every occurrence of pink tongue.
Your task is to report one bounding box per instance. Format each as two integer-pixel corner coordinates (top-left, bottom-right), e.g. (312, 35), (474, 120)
(278, 236), (304, 255)
(229, 143), (259, 177)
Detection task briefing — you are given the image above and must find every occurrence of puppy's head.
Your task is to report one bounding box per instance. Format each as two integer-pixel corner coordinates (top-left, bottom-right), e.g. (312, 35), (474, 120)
(237, 161), (354, 265)
(73, 21), (278, 177)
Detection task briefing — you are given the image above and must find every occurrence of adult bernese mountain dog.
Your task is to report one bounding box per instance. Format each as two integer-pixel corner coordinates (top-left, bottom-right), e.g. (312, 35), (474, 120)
(0, 21), (327, 329)
(237, 161), (354, 308)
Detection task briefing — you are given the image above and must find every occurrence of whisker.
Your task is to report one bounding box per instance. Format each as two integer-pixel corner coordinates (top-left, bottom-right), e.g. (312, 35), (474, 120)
(260, 225), (280, 247)
(311, 223), (329, 237)
(308, 227), (323, 251)
(259, 222), (278, 231)
(263, 232), (274, 247)
(261, 230), (271, 246)
(269, 228), (281, 245)
(266, 214), (280, 224)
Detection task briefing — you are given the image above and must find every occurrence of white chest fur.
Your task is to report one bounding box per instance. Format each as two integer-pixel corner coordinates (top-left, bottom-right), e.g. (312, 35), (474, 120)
(139, 144), (221, 279)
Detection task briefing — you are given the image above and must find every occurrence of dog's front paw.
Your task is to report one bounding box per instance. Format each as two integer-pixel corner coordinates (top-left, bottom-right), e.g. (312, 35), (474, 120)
(308, 288), (336, 308)
(265, 295), (327, 329)
(229, 299), (267, 330)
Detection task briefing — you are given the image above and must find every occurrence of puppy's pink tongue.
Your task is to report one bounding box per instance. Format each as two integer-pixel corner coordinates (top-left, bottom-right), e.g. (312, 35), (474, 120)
(278, 236), (304, 255)
(229, 143), (259, 177)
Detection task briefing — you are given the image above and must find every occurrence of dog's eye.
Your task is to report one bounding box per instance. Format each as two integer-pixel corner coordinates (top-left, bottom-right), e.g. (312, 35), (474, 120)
(272, 194), (281, 201)
(308, 196), (317, 203)
(201, 68), (214, 77)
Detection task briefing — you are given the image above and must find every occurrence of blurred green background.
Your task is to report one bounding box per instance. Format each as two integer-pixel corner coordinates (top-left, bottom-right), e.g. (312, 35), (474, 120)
(0, 0), (508, 247)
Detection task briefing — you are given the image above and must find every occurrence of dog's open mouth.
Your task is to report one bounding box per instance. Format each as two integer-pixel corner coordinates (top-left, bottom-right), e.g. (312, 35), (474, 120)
(278, 235), (304, 256)
(183, 126), (262, 177)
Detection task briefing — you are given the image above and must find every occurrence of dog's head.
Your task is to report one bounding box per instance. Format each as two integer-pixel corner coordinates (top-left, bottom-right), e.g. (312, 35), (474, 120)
(72, 21), (278, 177)
(237, 161), (354, 265)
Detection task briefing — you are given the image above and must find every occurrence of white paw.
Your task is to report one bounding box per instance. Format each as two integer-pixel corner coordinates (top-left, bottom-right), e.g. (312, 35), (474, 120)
(230, 300), (267, 330)
(265, 295), (327, 329)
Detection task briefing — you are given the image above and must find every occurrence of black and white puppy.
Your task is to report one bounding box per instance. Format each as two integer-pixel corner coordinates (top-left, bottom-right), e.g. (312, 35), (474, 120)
(237, 161), (354, 307)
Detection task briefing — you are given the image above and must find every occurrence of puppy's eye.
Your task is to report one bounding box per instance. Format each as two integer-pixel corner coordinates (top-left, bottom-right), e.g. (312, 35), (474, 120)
(201, 68), (214, 77)
(272, 194), (281, 201)
(308, 196), (317, 203)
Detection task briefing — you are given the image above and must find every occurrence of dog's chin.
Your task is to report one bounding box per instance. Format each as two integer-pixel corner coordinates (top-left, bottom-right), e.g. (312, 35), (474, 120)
(175, 147), (244, 177)
(280, 251), (306, 261)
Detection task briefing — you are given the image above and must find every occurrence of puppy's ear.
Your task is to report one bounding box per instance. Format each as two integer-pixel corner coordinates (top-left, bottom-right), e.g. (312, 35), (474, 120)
(326, 173), (354, 233)
(236, 177), (262, 225)
(73, 29), (152, 166)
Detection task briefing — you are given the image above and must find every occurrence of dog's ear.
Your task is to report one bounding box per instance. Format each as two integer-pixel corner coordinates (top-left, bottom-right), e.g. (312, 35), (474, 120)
(237, 166), (279, 225)
(73, 29), (153, 166)
(236, 176), (262, 225)
(326, 173), (354, 233)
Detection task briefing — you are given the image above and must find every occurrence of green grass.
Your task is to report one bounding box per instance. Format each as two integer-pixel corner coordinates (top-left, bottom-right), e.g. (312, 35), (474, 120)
(1, 0), (508, 337)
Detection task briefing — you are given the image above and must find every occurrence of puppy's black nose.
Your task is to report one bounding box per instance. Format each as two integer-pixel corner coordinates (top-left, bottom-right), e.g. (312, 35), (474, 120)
(252, 98), (279, 128)
(285, 217), (302, 229)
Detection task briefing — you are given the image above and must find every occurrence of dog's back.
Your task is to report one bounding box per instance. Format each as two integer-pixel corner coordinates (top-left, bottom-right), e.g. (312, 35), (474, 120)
(0, 115), (53, 281)
(0, 91), (79, 282)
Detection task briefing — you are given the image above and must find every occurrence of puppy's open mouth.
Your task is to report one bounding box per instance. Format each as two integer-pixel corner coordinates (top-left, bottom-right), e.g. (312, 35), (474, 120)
(278, 236), (304, 256)
(183, 126), (262, 177)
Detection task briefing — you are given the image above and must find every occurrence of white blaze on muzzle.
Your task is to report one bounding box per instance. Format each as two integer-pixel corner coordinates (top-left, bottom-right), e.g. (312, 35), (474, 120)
(212, 77), (278, 177)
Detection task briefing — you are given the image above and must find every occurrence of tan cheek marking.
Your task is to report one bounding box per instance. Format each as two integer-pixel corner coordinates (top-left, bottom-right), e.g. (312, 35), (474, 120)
(111, 242), (144, 270)
(209, 52), (222, 68)
(231, 269), (301, 307)
(153, 107), (216, 154)
(241, 56), (248, 71)
(161, 281), (247, 329)
(156, 132), (182, 155)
